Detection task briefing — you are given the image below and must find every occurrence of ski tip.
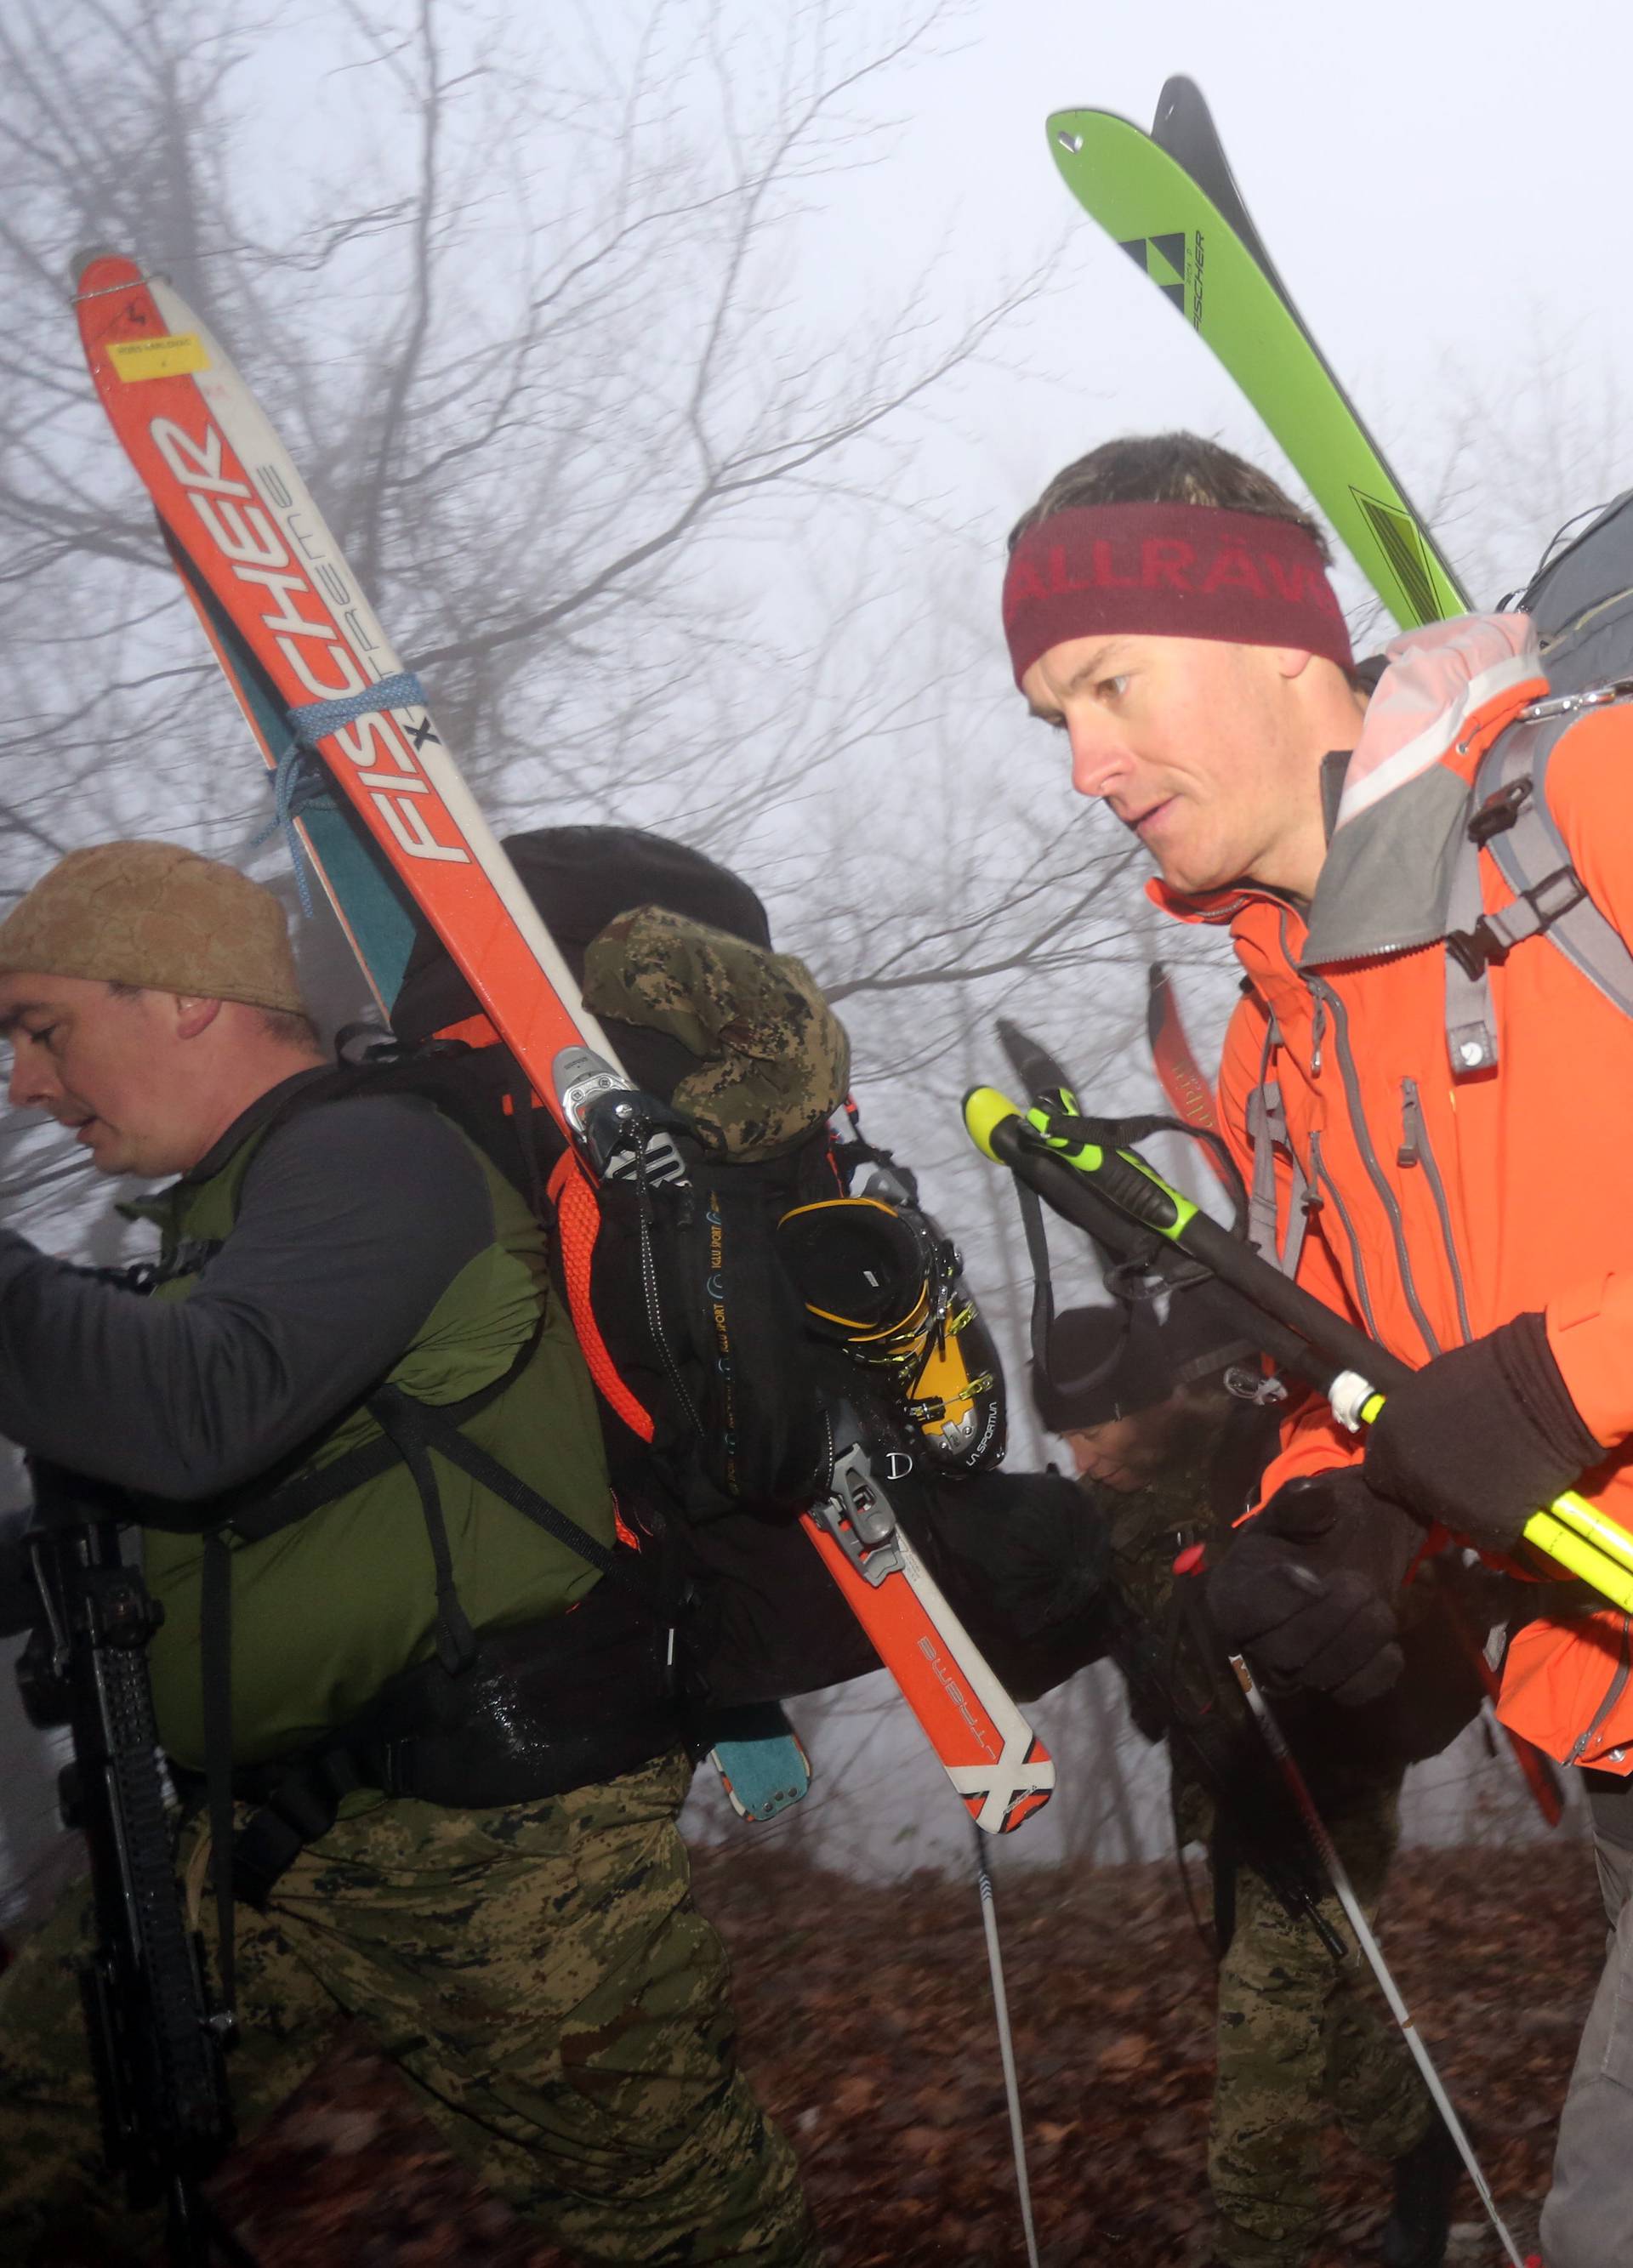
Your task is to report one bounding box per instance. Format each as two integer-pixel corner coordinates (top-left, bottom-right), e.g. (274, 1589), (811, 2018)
(71, 247), (139, 298)
(1044, 107), (1094, 157)
(1152, 73), (1203, 133)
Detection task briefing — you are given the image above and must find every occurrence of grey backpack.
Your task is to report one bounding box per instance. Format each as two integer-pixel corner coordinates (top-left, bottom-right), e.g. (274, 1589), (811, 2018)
(1442, 492), (1633, 1074)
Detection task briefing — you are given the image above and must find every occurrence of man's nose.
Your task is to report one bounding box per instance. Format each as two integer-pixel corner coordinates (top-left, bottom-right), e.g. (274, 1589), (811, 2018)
(1069, 719), (1131, 800)
(9, 1041), (57, 1111)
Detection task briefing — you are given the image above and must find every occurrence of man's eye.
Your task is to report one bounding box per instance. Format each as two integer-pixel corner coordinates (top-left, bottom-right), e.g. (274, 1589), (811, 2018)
(1099, 674), (1129, 702)
(24, 1024), (58, 1049)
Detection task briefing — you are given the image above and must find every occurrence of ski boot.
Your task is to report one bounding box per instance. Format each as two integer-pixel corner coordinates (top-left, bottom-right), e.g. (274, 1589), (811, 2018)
(776, 1191), (1004, 1471)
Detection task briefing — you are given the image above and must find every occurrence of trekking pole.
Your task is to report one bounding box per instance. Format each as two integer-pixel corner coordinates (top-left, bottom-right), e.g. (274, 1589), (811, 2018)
(962, 1087), (1633, 1615)
(970, 1822), (1040, 2268)
(1230, 1656), (1526, 2268)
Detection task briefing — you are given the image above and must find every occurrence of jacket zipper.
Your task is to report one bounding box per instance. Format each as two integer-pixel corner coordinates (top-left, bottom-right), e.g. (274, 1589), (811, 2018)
(1568, 1616), (1633, 1764)
(1308, 1129), (1382, 1340)
(1398, 1079), (1474, 1347)
(1306, 976), (1442, 1361)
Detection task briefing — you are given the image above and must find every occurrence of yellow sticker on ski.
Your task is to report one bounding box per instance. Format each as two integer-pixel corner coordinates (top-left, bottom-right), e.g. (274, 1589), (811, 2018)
(109, 333), (210, 382)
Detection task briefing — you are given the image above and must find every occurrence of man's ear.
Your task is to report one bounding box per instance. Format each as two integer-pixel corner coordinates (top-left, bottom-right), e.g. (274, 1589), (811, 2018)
(1266, 645), (1317, 682)
(172, 995), (224, 1041)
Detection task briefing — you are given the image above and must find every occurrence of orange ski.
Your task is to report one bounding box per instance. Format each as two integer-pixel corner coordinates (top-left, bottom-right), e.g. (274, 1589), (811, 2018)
(71, 253), (1054, 1834)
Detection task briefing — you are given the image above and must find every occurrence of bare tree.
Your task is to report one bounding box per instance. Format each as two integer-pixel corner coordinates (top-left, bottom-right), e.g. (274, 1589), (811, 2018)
(0, 0), (1249, 1904)
(0, 0), (1051, 877)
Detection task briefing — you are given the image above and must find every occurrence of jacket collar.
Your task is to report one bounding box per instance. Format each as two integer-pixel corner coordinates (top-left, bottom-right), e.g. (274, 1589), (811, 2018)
(179, 1066), (335, 1186)
(1333, 613), (1542, 826)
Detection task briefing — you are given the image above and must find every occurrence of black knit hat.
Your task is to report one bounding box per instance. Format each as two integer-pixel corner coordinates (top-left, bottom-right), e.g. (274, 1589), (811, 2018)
(1030, 1284), (1255, 1434)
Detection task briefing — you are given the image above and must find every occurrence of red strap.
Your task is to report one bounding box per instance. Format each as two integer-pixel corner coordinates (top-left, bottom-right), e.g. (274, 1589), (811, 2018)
(547, 1151), (657, 1443)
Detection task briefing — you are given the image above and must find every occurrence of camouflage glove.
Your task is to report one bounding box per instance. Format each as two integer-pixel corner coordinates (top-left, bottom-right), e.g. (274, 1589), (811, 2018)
(1207, 1469), (1420, 1707)
(583, 905), (849, 1161)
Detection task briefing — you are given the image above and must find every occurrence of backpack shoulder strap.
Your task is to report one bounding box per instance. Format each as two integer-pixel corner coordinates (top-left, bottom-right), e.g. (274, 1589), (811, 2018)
(1478, 702), (1633, 1016)
(1443, 692), (1633, 1076)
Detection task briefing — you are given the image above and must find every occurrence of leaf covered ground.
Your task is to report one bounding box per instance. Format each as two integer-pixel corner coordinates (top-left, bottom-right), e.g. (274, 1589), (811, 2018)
(204, 1837), (1602, 2267)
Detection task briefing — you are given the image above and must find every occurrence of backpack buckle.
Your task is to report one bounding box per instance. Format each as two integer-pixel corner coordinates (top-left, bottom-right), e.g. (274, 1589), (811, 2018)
(1445, 922), (1503, 981)
(1447, 864), (1585, 979)
(1520, 676), (1633, 724)
(1468, 777), (1532, 846)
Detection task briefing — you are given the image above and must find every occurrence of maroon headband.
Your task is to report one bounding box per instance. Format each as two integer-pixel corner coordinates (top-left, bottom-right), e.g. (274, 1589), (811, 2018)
(1003, 501), (1352, 686)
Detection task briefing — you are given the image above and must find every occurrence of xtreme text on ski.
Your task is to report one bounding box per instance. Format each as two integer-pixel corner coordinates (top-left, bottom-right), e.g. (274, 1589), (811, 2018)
(1190, 227), (1203, 330)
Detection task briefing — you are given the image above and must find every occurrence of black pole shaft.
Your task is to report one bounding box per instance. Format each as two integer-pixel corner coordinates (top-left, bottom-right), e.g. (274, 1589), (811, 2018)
(1166, 1202), (1414, 1394)
(987, 1118), (1412, 1396)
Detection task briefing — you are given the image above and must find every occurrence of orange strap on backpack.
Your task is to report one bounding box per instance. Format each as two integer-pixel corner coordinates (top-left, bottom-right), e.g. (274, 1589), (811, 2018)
(546, 1149), (657, 1444)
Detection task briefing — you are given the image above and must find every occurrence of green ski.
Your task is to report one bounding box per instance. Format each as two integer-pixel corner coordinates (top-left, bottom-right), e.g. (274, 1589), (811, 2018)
(1046, 76), (1469, 630)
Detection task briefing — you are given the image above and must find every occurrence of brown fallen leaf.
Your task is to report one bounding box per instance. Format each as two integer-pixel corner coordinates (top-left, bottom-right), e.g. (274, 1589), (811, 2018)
(168, 1837), (1596, 2267)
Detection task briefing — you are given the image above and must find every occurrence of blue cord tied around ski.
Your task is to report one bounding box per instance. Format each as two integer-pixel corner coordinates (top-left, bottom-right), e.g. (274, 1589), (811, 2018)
(287, 671), (426, 746)
(262, 672), (428, 916)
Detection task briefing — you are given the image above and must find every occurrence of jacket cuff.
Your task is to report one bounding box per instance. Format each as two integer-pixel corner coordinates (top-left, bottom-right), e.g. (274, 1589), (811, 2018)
(1494, 1310), (1606, 1465)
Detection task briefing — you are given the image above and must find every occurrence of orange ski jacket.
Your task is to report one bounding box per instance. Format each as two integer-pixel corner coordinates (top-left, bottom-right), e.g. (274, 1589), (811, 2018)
(1154, 617), (1633, 1772)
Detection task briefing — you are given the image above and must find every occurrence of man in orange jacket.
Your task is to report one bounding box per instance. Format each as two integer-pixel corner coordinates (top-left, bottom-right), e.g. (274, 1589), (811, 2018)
(1002, 431), (1632, 2267)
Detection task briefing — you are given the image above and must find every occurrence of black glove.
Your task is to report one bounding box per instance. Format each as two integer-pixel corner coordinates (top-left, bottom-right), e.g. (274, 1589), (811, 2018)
(1363, 1312), (1604, 1554)
(1207, 1469), (1420, 1707)
(912, 1470), (1112, 1640)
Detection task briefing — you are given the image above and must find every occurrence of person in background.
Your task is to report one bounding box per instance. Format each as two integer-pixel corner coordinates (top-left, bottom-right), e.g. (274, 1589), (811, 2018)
(1034, 1289), (1465, 2268)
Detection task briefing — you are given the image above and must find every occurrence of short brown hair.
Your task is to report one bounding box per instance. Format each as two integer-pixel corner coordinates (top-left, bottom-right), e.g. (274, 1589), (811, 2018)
(1009, 432), (1331, 565)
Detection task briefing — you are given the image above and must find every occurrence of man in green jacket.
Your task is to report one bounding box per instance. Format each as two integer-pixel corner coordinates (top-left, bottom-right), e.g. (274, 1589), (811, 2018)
(0, 839), (817, 2265)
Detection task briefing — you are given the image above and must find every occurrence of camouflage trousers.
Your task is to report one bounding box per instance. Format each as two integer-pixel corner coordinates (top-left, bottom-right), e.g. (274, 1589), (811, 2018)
(1208, 1766), (1433, 2268)
(0, 1748), (819, 2267)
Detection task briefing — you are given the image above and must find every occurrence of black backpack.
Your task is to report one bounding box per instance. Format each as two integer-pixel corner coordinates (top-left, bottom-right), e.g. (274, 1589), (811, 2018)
(384, 823), (1005, 1707)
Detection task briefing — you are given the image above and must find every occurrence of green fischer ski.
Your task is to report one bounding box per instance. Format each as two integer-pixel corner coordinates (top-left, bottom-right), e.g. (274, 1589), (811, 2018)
(1046, 76), (1469, 630)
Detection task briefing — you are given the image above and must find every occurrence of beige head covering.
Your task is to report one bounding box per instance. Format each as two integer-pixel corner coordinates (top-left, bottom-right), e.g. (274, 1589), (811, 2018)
(0, 841), (305, 1015)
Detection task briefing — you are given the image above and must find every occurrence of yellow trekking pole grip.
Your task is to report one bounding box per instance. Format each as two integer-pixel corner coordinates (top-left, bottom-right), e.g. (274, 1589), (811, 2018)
(1347, 1389), (1633, 1610)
